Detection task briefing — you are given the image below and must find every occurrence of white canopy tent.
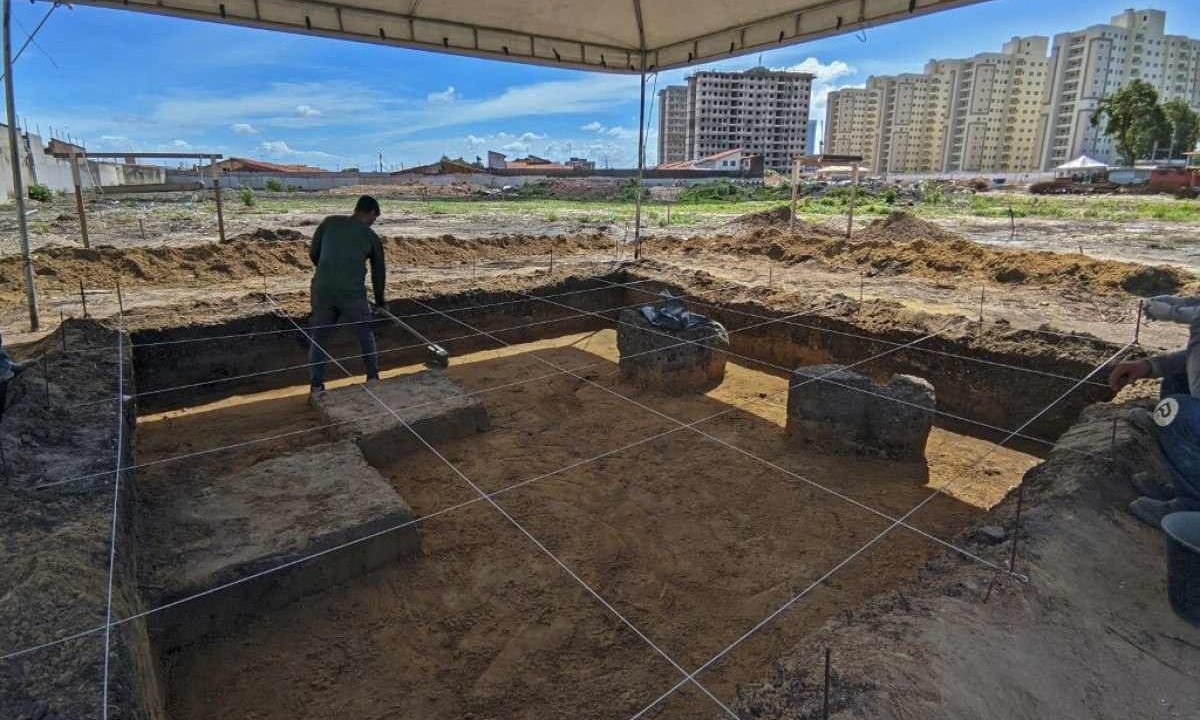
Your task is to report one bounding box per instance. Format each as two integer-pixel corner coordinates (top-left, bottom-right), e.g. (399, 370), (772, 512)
(60, 0), (987, 73)
(5, 0), (992, 328)
(1055, 155), (1108, 172)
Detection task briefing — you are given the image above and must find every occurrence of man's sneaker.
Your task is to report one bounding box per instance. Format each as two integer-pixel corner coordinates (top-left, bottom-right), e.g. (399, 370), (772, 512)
(1143, 295), (1200, 325)
(1129, 496), (1177, 529)
(309, 383), (326, 396)
(1131, 470), (1175, 501)
(1129, 406), (1157, 434)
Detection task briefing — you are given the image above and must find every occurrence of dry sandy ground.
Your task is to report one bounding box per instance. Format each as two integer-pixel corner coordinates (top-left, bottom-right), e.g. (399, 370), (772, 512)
(136, 330), (1036, 719)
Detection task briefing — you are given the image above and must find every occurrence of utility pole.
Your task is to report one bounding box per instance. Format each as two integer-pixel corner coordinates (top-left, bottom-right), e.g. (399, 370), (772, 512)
(378, 151), (383, 173)
(3, 0), (38, 329)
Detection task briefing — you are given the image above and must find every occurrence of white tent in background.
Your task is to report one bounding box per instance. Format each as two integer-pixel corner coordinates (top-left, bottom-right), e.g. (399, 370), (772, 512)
(1055, 155), (1109, 180)
(1056, 155), (1108, 172)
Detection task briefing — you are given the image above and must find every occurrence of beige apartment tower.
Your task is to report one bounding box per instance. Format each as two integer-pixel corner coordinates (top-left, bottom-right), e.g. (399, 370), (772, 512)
(657, 86), (689, 165)
(823, 88), (880, 169)
(1038, 8), (1200, 169)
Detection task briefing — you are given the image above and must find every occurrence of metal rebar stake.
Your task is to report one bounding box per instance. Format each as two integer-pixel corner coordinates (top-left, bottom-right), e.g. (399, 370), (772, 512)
(59, 310), (67, 352)
(115, 278), (124, 316)
(1134, 299), (1143, 344)
(79, 280), (88, 318)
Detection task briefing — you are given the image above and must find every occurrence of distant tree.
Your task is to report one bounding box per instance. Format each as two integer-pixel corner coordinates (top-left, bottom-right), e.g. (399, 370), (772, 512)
(1091, 80), (1171, 165)
(1162, 98), (1200, 159)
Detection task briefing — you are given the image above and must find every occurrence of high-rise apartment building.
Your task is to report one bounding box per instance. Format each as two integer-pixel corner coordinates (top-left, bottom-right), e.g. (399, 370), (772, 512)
(821, 9), (1200, 175)
(660, 67), (813, 172)
(941, 36), (1050, 172)
(806, 119), (821, 155)
(1038, 9), (1200, 169)
(657, 86), (689, 165)
(869, 69), (956, 174)
(824, 87), (880, 167)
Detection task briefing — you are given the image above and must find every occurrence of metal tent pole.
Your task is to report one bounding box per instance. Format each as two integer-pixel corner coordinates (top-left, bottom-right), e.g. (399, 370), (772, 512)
(3, 0), (37, 330)
(633, 59), (646, 261)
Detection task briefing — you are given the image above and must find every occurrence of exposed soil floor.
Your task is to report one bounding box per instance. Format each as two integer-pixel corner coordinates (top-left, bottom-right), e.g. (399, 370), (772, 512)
(136, 329), (1036, 719)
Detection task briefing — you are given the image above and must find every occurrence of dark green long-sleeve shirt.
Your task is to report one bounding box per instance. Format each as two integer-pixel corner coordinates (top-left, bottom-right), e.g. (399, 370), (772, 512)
(309, 215), (386, 305)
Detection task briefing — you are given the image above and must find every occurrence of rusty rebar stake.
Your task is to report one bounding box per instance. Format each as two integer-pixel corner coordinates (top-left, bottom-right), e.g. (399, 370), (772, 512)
(79, 280), (88, 318)
(1134, 299), (1143, 344)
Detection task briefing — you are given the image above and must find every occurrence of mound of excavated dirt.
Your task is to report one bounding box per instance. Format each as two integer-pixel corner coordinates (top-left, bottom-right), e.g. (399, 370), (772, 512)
(224, 228), (307, 244)
(0, 233), (615, 306)
(735, 205), (794, 226)
(649, 227), (1195, 297)
(857, 211), (965, 243)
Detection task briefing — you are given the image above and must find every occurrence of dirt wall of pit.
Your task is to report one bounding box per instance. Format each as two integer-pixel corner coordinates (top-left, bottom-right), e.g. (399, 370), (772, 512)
(130, 270), (1118, 448)
(1, 321), (165, 720)
(615, 274), (1118, 444)
(130, 278), (626, 412)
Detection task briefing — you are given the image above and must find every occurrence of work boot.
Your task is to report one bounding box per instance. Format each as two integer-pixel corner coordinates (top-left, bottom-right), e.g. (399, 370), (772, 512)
(1129, 406), (1157, 434)
(1128, 496), (1178, 529)
(1131, 470), (1175, 501)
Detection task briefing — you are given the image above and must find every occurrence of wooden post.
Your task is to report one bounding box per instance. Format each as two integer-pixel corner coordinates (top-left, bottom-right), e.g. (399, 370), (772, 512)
(211, 159), (226, 243)
(665, 202), (671, 227)
(846, 162), (860, 239)
(69, 151), (89, 248)
(790, 156), (800, 232)
(3, 0), (38, 330)
(138, 218), (146, 241)
(632, 60), (646, 260)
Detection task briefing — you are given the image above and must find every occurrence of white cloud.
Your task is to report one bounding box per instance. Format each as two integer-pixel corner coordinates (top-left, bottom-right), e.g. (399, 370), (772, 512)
(776, 57), (856, 83)
(231, 123), (258, 135)
(500, 141), (529, 153)
(169, 139), (191, 148)
(581, 121), (605, 132)
(295, 104), (322, 117)
(426, 86), (458, 104)
(258, 139), (342, 164)
(605, 126), (637, 140)
(772, 57), (860, 123)
(518, 131), (545, 142)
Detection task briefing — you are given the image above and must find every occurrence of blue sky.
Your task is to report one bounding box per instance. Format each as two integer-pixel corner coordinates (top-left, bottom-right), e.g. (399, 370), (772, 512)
(9, 1), (1200, 170)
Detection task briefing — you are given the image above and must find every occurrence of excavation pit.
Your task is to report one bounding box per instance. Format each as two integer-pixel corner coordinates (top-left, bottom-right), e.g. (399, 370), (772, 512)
(131, 328), (1038, 719)
(10, 275), (1131, 720)
(312, 370), (490, 466)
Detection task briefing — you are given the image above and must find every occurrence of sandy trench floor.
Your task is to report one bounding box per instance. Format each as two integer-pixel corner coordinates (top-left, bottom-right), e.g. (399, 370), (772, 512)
(136, 329), (1037, 720)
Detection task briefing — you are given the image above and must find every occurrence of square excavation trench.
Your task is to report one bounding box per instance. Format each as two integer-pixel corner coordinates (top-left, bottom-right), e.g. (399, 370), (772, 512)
(124, 294), (1044, 720)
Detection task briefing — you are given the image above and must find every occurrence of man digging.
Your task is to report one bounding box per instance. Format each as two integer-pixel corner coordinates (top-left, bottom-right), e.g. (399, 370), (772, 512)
(307, 195), (386, 394)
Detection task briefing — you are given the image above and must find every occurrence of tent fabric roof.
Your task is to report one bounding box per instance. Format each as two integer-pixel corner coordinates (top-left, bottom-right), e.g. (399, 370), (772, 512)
(1056, 155), (1108, 170)
(66, 0), (988, 73)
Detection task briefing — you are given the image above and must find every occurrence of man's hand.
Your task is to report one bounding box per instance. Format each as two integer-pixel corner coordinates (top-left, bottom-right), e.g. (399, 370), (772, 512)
(1109, 358), (1152, 393)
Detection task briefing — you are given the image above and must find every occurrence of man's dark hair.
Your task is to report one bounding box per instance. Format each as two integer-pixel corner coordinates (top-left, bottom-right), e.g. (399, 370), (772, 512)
(354, 195), (381, 215)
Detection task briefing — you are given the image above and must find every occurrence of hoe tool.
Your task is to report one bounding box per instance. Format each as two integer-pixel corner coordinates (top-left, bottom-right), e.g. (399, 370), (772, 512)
(375, 306), (450, 370)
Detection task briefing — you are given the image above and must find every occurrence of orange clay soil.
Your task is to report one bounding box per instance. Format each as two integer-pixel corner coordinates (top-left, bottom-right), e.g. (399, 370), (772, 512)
(137, 329), (1035, 719)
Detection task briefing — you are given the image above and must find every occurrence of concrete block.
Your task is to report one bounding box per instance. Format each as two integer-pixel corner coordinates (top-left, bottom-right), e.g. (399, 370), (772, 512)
(617, 308), (727, 394)
(313, 370), (489, 466)
(141, 440), (419, 651)
(786, 364), (936, 459)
